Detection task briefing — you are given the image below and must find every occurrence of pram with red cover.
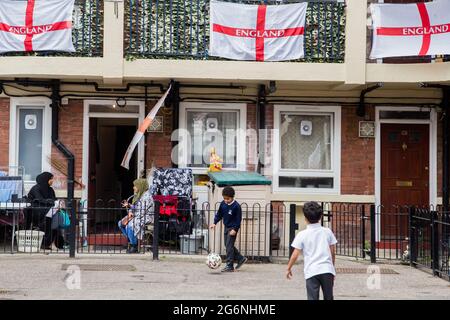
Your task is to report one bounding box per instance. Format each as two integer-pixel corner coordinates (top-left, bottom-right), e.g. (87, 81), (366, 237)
(149, 168), (193, 239)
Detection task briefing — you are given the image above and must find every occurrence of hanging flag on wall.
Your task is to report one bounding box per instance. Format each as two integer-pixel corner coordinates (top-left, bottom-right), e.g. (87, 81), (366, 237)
(121, 85), (172, 170)
(209, 0), (307, 62)
(0, 0), (75, 53)
(370, 1), (450, 59)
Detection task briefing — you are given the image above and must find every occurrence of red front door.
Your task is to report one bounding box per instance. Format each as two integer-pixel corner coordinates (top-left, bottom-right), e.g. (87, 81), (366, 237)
(380, 123), (429, 239)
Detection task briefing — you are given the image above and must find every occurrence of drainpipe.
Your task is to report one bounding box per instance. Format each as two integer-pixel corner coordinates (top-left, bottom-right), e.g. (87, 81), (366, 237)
(357, 83), (383, 117)
(50, 80), (76, 258)
(256, 85), (266, 174)
(442, 88), (450, 213)
(171, 81), (180, 168)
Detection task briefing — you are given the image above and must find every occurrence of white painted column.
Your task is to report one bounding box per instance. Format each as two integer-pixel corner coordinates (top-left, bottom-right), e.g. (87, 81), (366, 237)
(103, 0), (124, 85)
(344, 0), (367, 85)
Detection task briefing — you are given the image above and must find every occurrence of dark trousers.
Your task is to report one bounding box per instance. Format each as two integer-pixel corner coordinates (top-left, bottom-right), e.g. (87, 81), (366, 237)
(306, 273), (334, 300)
(224, 228), (244, 267)
(24, 210), (64, 249)
(43, 217), (65, 249)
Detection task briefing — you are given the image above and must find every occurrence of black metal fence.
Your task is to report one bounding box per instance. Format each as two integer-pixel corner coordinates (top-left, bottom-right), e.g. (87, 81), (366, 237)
(1, 199), (448, 281)
(0, 199), (293, 259)
(410, 207), (450, 281)
(0, 200), (416, 260)
(125, 0), (346, 62)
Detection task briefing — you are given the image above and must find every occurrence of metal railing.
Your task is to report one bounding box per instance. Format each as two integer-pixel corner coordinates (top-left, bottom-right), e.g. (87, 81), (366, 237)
(125, 0), (346, 62)
(0, 0), (103, 57)
(1, 198), (448, 281)
(410, 207), (450, 281)
(322, 203), (370, 259)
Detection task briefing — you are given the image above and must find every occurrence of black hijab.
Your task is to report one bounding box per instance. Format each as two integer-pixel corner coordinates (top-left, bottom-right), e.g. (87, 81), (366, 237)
(35, 172), (54, 199)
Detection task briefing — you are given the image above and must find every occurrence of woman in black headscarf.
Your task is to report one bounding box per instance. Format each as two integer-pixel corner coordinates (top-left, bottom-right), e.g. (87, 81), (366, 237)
(27, 172), (63, 249)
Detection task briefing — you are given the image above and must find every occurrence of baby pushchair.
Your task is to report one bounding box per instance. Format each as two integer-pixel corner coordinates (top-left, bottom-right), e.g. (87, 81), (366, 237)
(149, 168), (193, 246)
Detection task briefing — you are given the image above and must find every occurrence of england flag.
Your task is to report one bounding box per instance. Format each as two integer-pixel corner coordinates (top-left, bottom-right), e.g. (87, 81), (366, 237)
(209, 0), (308, 62)
(370, 1), (450, 59)
(0, 0), (75, 53)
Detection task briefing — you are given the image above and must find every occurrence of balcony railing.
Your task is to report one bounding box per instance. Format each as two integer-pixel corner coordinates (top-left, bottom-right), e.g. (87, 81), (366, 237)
(125, 0), (346, 63)
(0, 0), (103, 57)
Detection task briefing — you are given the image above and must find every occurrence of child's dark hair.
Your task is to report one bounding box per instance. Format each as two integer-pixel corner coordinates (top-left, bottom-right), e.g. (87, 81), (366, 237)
(303, 202), (323, 223)
(222, 186), (235, 198)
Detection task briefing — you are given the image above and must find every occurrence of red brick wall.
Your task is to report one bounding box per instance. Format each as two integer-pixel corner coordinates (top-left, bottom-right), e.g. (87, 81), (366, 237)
(0, 98), (9, 169)
(145, 102), (173, 168)
(340, 106), (375, 195)
(50, 99), (83, 191)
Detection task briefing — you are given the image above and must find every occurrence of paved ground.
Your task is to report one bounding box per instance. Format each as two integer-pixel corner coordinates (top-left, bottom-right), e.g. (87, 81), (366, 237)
(0, 254), (448, 300)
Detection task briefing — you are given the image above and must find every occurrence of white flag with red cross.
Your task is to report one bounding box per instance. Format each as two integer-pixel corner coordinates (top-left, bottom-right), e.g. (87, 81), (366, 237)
(209, 0), (308, 62)
(370, 1), (450, 59)
(0, 0), (75, 53)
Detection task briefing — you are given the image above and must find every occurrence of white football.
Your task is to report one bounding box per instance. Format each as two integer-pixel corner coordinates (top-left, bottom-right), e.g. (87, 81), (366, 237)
(206, 253), (222, 269)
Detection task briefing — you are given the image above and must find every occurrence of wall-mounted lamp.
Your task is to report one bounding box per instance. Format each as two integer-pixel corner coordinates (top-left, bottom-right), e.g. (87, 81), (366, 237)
(268, 80), (277, 94)
(116, 97), (127, 108)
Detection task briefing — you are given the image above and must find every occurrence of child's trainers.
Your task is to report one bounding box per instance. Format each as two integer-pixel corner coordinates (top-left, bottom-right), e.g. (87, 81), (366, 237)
(235, 257), (248, 270)
(221, 265), (234, 272)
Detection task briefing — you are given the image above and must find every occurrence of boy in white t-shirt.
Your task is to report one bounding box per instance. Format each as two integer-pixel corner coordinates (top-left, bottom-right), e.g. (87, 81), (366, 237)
(286, 202), (337, 300)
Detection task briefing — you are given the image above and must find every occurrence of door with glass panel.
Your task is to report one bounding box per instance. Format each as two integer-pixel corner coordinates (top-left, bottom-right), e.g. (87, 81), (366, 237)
(17, 107), (44, 182)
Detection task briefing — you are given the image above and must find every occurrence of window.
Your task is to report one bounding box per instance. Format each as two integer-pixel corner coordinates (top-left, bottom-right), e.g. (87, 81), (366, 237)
(379, 111), (430, 120)
(187, 110), (238, 168)
(274, 105), (341, 193)
(10, 99), (52, 184)
(179, 103), (246, 174)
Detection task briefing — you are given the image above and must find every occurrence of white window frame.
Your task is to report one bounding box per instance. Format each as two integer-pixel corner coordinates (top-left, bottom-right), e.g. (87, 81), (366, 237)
(273, 105), (341, 194)
(9, 97), (52, 190)
(178, 102), (247, 175)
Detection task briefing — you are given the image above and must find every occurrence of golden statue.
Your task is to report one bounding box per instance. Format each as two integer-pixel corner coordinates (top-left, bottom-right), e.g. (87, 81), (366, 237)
(208, 147), (223, 172)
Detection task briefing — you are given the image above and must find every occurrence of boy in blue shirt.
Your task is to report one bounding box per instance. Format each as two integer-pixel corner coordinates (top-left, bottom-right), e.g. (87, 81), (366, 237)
(210, 186), (248, 272)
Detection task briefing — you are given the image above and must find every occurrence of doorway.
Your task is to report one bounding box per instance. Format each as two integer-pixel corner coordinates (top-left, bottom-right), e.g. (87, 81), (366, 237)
(88, 118), (138, 206)
(380, 123), (429, 239)
(375, 107), (437, 242)
(82, 100), (145, 208)
(82, 100), (145, 245)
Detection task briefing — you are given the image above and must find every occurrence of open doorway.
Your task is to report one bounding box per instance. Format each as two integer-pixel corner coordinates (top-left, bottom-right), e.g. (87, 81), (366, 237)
(82, 100), (145, 248)
(89, 118), (138, 206)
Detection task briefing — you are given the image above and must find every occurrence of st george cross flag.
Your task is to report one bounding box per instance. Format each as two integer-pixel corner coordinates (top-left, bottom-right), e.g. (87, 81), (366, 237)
(370, 1), (450, 59)
(0, 0), (75, 53)
(209, 0), (307, 62)
(121, 85), (172, 170)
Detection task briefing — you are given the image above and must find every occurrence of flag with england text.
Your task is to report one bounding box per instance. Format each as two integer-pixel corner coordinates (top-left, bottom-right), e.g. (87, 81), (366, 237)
(0, 0), (75, 53)
(370, 1), (450, 59)
(209, 0), (307, 62)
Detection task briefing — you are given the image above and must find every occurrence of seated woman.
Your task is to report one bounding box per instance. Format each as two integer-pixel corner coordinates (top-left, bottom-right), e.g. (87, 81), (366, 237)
(27, 172), (65, 250)
(118, 179), (154, 253)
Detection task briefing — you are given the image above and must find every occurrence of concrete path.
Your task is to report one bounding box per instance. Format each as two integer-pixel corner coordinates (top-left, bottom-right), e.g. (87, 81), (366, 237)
(0, 254), (448, 300)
